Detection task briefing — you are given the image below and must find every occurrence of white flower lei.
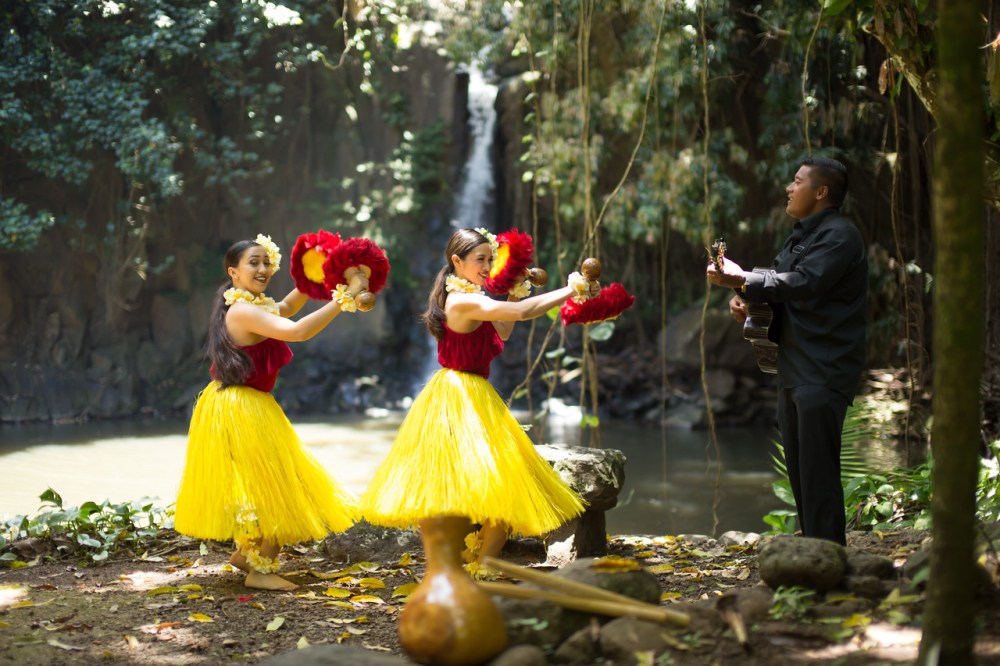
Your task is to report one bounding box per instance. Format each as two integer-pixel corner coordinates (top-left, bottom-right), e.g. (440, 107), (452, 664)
(224, 287), (280, 315)
(567, 271), (591, 303)
(254, 233), (282, 274)
(475, 227), (499, 261)
(331, 284), (358, 312)
(445, 274), (483, 295)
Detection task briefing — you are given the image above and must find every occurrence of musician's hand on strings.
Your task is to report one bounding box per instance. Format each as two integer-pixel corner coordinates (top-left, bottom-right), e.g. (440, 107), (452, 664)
(729, 295), (749, 324)
(706, 256), (747, 290)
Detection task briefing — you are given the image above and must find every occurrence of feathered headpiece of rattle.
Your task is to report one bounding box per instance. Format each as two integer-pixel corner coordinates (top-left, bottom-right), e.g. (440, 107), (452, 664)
(560, 258), (636, 325)
(290, 230), (390, 311)
(483, 228), (548, 296)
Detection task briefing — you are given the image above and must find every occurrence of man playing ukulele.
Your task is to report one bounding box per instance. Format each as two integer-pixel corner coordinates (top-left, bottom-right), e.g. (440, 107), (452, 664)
(706, 157), (867, 546)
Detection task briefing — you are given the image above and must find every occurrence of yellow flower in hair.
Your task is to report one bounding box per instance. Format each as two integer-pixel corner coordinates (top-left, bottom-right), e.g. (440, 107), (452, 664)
(255, 234), (282, 274)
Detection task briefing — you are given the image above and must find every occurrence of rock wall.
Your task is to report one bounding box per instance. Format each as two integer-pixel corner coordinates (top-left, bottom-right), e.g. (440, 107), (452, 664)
(0, 28), (466, 424)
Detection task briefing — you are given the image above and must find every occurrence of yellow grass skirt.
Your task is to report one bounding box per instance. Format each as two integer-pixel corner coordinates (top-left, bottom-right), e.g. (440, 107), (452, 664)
(360, 369), (584, 536)
(174, 381), (358, 546)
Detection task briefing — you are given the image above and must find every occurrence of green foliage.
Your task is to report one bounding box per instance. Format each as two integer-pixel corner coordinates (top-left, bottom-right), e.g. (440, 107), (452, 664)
(765, 410), (1000, 533)
(769, 585), (817, 620)
(0, 488), (170, 564)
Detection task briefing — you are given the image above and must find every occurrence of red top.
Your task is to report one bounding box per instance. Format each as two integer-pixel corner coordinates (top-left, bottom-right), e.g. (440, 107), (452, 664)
(437, 323), (504, 379)
(211, 337), (293, 393)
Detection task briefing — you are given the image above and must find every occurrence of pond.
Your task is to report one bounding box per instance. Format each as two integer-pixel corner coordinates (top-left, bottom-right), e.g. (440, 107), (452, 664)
(0, 411), (783, 537)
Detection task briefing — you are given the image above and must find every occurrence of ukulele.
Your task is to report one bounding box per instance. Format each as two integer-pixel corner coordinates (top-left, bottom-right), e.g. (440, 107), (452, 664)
(709, 238), (778, 374)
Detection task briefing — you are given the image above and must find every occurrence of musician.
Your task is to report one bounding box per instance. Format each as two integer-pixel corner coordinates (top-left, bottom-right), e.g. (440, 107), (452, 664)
(706, 156), (867, 545)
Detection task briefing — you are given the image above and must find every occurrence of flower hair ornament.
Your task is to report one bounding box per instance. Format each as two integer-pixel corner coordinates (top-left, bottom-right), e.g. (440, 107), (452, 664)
(559, 258), (636, 325)
(254, 234), (282, 275)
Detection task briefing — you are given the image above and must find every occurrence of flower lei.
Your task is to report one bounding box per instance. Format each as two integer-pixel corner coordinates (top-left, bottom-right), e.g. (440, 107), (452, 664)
(234, 536), (281, 574)
(254, 233), (282, 275)
(331, 284), (358, 312)
(475, 227), (499, 261)
(509, 279), (532, 299)
(446, 274), (483, 295)
(567, 271), (591, 303)
(224, 287), (280, 315)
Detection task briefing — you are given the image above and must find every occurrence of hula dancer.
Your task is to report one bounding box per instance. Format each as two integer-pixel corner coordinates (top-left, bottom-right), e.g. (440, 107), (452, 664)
(360, 228), (595, 563)
(174, 235), (369, 591)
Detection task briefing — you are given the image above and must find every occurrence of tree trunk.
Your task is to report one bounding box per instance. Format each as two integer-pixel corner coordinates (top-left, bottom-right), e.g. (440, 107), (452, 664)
(918, 0), (985, 663)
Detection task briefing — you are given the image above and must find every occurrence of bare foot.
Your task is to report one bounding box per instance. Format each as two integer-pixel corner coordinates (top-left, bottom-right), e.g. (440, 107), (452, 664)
(244, 571), (298, 591)
(229, 552), (249, 573)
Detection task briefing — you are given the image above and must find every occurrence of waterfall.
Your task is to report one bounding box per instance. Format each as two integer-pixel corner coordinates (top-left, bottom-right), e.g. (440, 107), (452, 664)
(452, 64), (498, 228)
(408, 64), (500, 398)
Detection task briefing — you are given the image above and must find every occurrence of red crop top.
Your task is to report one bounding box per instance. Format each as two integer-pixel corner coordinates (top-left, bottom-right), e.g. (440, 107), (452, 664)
(437, 322), (504, 379)
(211, 337), (293, 393)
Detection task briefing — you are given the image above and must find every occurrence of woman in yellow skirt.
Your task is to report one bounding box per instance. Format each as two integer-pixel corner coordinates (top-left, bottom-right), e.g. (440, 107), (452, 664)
(361, 228), (595, 563)
(175, 235), (368, 591)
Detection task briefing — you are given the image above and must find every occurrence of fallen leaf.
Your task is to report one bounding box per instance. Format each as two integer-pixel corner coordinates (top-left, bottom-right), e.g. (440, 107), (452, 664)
(842, 613), (872, 629)
(590, 557), (640, 572)
(238, 595), (255, 602)
(334, 576), (358, 585)
(187, 613), (213, 623)
(646, 564), (675, 574)
(46, 639), (83, 651)
(635, 550), (656, 558)
(391, 583), (419, 598)
(179, 584), (202, 592)
(147, 586), (178, 597)
(397, 553), (413, 566)
(350, 595), (385, 605)
(660, 591), (683, 602)
(0, 621), (10, 628)
(266, 616), (285, 631)
(323, 588), (351, 599)
(9, 601), (34, 609)
(297, 636), (310, 649)
(336, 630), (351, 644)
(124, 635), (140, 649)
(358, 578), (385, 590)
(250, 602), (266, 611)
(323, 601), (354, 609)
(364, 644), (392, 652)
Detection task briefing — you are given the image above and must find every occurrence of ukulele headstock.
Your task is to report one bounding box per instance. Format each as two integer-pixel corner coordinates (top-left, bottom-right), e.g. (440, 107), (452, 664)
(708, 237), (727, 273)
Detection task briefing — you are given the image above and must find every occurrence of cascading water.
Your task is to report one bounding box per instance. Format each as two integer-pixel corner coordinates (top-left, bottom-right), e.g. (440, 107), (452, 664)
(452, 64), (499, 229)
(410, 64), (500, 396)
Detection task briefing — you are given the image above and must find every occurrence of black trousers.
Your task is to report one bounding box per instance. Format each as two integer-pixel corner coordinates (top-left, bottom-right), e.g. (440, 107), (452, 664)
(776, 384), (850, 545)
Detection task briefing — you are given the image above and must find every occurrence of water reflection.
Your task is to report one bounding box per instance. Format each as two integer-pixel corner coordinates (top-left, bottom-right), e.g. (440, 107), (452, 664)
(0, 414), (783, 537)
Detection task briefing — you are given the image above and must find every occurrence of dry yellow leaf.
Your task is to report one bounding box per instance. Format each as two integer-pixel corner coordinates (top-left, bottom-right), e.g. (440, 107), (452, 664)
(358, 578), (386, 589)
(0, 620), (11, 628)
(391, 582), (419, 598)
(646, 563), (675, 574)
(350, 595), (385, 604)
(660, 591), (683, 602)
(841, 613), (872, 629)
(296, 636), (310, 649)
(397, 553), (413, 566)
(146, 586), (178, 597)
(323, 588), (351, 599)
(590, 557), (640, 572)
(323, 601), (354, 609)
(179, 584), (202, 592)
(8, 601), (34, 609)
(124, 635), (140, 649)
(251, 602), (266, 611)
(635, 550), (656, 558)
(187, 613), (213, 623)
(334, 576), (357, 586)
(266, 616), (285, 631)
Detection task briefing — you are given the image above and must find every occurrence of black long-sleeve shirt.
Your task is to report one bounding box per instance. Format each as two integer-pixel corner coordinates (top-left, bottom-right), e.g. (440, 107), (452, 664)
(743, 207), (867, 400)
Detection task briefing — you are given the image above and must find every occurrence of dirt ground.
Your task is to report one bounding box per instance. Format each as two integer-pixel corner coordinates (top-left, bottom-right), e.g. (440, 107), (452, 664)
(1, 527), (998, 665)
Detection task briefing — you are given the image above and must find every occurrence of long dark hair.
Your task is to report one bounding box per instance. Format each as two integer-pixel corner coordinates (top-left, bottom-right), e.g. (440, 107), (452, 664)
(421, 228), (491, 341)
(207, 240), (258, 388)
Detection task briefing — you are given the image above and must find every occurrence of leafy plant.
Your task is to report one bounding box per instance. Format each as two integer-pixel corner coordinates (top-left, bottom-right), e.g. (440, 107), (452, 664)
(769, 585), (817, 620)
(0, 488), (171, 564)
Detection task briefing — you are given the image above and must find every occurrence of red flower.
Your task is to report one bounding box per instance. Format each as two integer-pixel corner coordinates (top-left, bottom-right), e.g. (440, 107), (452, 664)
(560, 283), (636, 325)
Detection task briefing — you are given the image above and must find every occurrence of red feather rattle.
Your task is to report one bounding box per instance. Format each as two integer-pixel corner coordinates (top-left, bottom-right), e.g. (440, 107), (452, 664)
(560, 258), (636, 325)
(484, 228), (548, 296)
(290, 231), (390, 311)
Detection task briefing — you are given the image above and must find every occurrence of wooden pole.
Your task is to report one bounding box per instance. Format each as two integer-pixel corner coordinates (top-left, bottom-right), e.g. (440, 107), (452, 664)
(477, 581), (689, 626)
(478, 556), (689, 627)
